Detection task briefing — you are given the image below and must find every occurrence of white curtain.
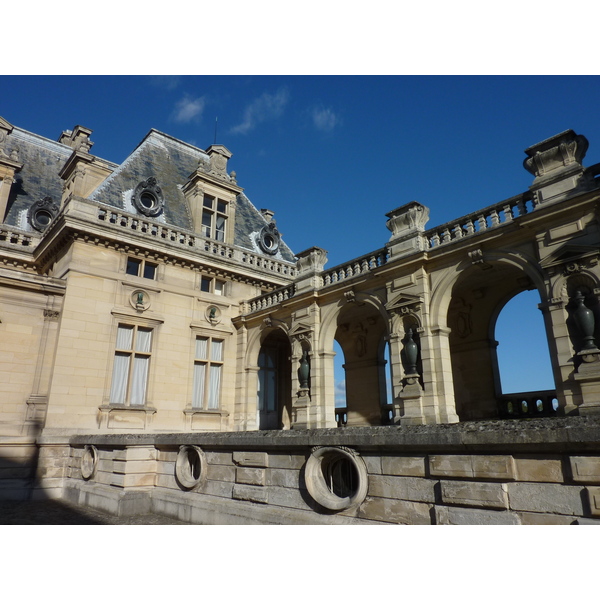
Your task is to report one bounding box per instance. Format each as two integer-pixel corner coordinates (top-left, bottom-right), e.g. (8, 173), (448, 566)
(211, 339), (223, 361)
(130, 355), (149, 405)
(192, 363), (206, 408)
(136, 328), (152, 352)
(196, 337), (208, 360)
(116, 325), (133, 350)
(208, 365), (221, 409)
(109, 353), (130, 403)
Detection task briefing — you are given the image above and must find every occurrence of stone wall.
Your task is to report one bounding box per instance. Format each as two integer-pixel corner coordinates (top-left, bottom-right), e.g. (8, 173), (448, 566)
(48, 416), (600, 524)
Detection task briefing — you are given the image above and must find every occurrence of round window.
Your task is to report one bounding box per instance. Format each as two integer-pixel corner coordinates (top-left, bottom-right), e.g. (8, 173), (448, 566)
(81, 445), (99, 480)
(175, 445), (207, 490)
(36, 210), (53, 226)
(304, 446), (368, 511)
(140, 192), (156, 210)
(258, 223), (281, 255)
(28, 197), (59, 232)
(132, 177), (164, 217)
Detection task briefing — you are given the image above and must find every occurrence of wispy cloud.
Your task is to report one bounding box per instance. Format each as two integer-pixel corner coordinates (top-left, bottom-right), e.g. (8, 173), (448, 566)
(172, 95), (206, 123)
(311, 106), (341, 132)
(334, 379), (346, 408)
(149, 75), (181, 91)
(230, 89), (289, 135)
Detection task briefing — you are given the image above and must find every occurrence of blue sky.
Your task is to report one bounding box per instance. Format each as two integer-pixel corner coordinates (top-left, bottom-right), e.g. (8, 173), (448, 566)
(3, 74), (597, 394)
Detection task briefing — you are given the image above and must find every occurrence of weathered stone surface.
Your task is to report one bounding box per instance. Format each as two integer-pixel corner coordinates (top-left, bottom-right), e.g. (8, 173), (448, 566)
(380, 456), (426, 477)
(368, 475), (436, 503)
(570, 456), (600, 483)
(507, 482), (585, 515)
(205, 451), (233, 466)
(576, 517), (600, 525)
(206, 464), (235, 482)
(201, 479), (234, 498)
(233, 451), (268, 468)
(514, 455), (564, 482)
(585, 486), (600, 516)
(358, 497), (432, 524)
(435, 505), (520, 525)
(235, 467), (265, 486)
(440, 480), (508, 509)
(362, 455), (382, 475)
(267, 454), (306, 470)
(232, 483), (268, 504)
(266, 467), (301, 489)
(112, 460), (156, 475)
(518, 511), (577, 525)
(429, 454), (514, 480)
(267, 485), (312, 511)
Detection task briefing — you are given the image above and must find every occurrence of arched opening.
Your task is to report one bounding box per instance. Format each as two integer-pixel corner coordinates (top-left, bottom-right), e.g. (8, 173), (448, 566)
(495, 289), (557, 417)
(333, 300), (388, 426)
(447, 261), (551, 420)
(333, 340), (347, 426)
(257, 330), (292, 430)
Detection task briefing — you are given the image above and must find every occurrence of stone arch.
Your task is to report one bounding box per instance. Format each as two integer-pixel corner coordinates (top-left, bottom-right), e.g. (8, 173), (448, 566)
(443, 252), (552, 420)
(329, 292), (390, 425)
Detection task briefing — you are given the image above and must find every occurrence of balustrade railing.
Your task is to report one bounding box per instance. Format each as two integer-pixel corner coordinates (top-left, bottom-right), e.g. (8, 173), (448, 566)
(497, 390), (558, 419)
(426, 193), (535, 249)
(0, 225), (37, 249)
(97, 207), (297, 278)
(246, 283), (296, 314)
(321, 249), (389, 287)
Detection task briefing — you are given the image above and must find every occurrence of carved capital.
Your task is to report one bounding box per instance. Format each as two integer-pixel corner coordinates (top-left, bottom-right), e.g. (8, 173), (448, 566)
(386, 201), (430, 240)
(523, 130), (588, 178)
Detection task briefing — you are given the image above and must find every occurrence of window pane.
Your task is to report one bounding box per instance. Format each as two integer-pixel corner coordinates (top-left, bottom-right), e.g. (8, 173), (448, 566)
(109, 353), (130, 404)
(211, 339), (223, 361)
(200, 277), (211, 293)
(130, 355), (149, 405)
(196, 337), (208, 360)
(214, 280), (224, 295)
(202, 210), (212, 236)
(143, 262), (157, 280)
(116, 325), (134, 350)
(192, 363), (206, 408)
(203, 195), (214, 209)
(208, 365), (221, 408)
(217, 200), (227, 214)
(136, 328), (153, 352)
(215, 215), (225, 241)
(126, 257), (141, 276)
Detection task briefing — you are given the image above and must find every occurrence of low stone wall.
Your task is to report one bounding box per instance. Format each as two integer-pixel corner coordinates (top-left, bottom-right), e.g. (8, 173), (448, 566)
(41, 416), (600, 523)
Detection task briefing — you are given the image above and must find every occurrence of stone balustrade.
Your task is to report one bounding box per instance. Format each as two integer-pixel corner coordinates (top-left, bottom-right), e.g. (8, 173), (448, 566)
(246, 283), (296, 314)
(426, 193), (536, 249)
(321, 249), (389, 287)
(0, 224), (37, 249)
(97, 207), (297, 277)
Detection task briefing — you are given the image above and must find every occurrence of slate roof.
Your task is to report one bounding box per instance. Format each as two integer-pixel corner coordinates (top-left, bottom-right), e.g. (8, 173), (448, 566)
(2, 123), (296, 263)
(3, 127), (75, 228)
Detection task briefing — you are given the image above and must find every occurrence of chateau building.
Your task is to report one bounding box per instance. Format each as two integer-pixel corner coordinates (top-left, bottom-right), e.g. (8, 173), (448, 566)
(2, 116), (600, 524)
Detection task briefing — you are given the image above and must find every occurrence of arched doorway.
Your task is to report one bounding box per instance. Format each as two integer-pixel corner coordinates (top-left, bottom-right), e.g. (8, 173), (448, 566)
(257, 330), (292, 430)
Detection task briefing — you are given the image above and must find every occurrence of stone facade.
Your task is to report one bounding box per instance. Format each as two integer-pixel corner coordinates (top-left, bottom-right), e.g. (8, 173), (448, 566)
(2, 116), (600, 523)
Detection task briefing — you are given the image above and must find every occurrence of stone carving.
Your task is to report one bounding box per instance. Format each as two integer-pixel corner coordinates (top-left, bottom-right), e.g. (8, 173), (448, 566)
(43, 310), (60, 321)
(258, 221), (281, 255)
(295, 247), (328, 275)
(27, 196), (59, 232)
(206, 305), (222, 325)
(386, 202), (430, 240)
(132, 177), (164, 217)
(130, 290), (150, 312)
(524, 130), (588, 178)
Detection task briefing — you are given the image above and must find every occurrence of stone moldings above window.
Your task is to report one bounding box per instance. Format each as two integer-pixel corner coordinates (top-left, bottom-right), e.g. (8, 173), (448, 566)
(28, 196), (59, 232)
(258, 221), (281, 255)
(132, 177), (164, 217)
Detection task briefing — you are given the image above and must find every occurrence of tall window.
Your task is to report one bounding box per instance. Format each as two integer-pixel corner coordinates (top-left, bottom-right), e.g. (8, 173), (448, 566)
(201, 195), (227, 241)
(192, 336), (224, 409)
(200, 275), (225, 295)
(109, 324), (153, 405)
(126, 256), (157, 280)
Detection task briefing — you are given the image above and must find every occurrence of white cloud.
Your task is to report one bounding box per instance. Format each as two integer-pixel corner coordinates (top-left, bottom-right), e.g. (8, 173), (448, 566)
(312, 106), (340, 132)
(172, 95), (206, 123)
(230, 88), (289, 135)
(334, 379), (346, 407)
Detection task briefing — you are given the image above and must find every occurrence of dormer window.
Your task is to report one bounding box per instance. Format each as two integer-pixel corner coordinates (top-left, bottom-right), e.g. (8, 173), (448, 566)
(28, 197), (59, 232)
(201, 195), (227, 242)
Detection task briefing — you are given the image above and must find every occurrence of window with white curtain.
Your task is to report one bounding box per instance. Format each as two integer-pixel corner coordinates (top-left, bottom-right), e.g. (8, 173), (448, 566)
(192, 336), (223, 409)
(109, 324), (153, 405)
